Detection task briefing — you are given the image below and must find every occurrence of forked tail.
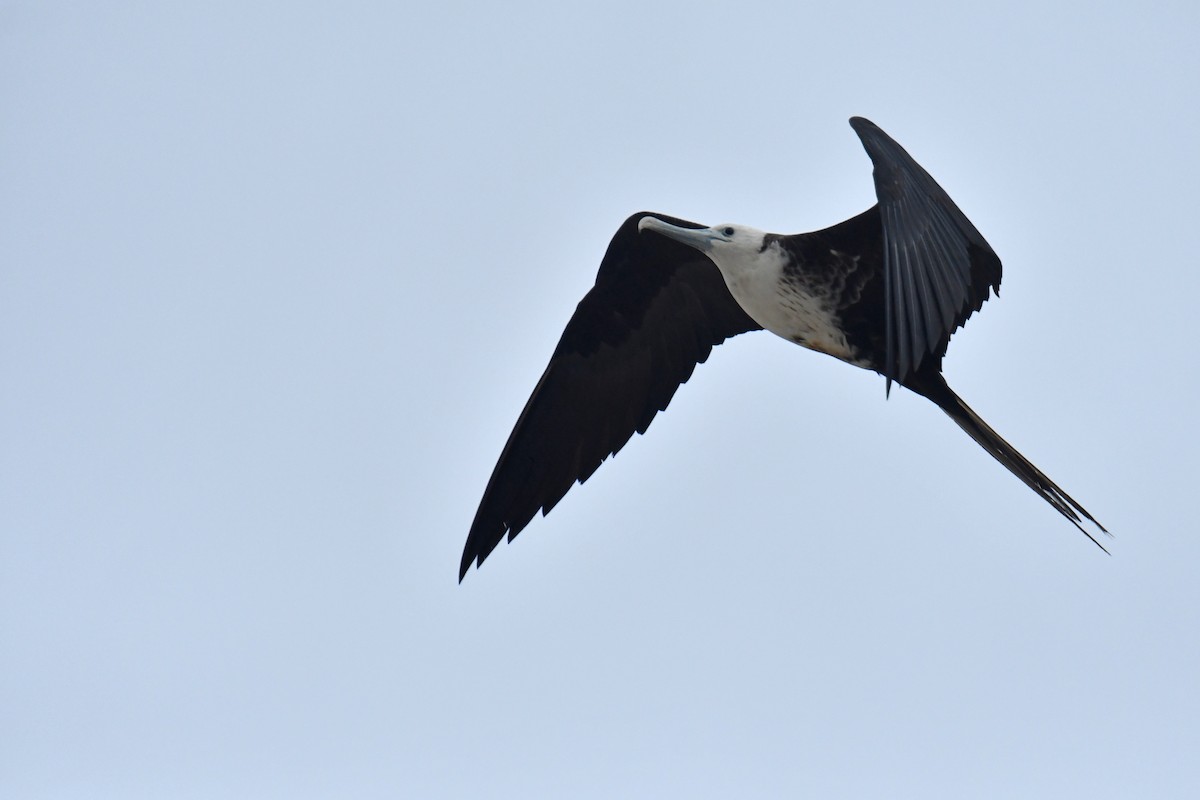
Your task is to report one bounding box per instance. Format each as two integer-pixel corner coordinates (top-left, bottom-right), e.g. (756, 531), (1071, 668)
(908, 372), (1109, 550)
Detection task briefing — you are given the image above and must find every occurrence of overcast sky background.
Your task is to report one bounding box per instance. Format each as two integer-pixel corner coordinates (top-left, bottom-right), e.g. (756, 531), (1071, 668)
(3, 2), (1199, 797)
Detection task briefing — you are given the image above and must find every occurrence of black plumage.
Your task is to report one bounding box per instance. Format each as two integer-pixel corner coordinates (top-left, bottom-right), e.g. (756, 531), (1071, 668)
(460, 118), (1105, 581)
(460, 214), (761, 579)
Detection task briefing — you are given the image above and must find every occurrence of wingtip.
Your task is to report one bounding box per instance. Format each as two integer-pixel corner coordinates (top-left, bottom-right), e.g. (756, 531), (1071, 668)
(458, 551), (475, 583)
(848, 116), (878, 134)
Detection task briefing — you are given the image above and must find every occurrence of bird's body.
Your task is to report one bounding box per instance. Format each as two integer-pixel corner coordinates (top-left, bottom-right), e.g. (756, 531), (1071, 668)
(460, 117), (1106, 580)
(696, 223), (867, 365)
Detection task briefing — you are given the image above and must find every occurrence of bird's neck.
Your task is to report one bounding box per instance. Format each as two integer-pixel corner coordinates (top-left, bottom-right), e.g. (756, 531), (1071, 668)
(709, 238), (790, 328)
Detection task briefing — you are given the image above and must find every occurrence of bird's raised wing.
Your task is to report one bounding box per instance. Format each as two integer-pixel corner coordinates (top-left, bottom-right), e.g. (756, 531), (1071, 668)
(849, 117), (1003, 393)
(460, 212), (761, 580)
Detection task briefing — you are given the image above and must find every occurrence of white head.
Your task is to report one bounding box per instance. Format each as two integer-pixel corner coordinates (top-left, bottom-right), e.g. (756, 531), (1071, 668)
(637, 216), (771, 278)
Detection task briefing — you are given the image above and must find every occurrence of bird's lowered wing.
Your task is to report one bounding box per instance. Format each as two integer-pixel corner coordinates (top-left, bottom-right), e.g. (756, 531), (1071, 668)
(850, 117), (1003, 393)
(460, 212), (761, 580)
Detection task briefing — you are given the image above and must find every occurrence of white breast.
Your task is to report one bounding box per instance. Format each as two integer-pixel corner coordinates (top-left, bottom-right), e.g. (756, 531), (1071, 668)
(711, 240), (863, 365)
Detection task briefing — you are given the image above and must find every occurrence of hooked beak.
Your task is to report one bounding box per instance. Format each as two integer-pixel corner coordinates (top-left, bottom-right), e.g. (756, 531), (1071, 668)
(637, 216), (719, 253)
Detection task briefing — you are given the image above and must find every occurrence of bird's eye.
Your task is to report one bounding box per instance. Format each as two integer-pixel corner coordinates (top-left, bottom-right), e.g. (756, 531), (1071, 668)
(722, 227), (735, 237)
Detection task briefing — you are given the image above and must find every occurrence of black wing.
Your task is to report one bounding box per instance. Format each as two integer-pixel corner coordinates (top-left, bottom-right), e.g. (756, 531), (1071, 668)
(849, 117), (1003, 393)
(460, 212), (761, 580)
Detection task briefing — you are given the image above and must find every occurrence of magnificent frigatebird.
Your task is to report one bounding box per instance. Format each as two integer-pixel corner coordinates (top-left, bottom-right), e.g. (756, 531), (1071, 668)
(460, 117), (1106, 580)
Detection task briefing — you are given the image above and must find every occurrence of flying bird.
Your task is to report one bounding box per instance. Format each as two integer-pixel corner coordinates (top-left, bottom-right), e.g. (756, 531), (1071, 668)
(460, 117), (1106, 580)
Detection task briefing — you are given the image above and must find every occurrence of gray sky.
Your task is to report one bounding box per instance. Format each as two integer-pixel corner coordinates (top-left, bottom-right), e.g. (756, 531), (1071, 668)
(3, 1), (1198, 797)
